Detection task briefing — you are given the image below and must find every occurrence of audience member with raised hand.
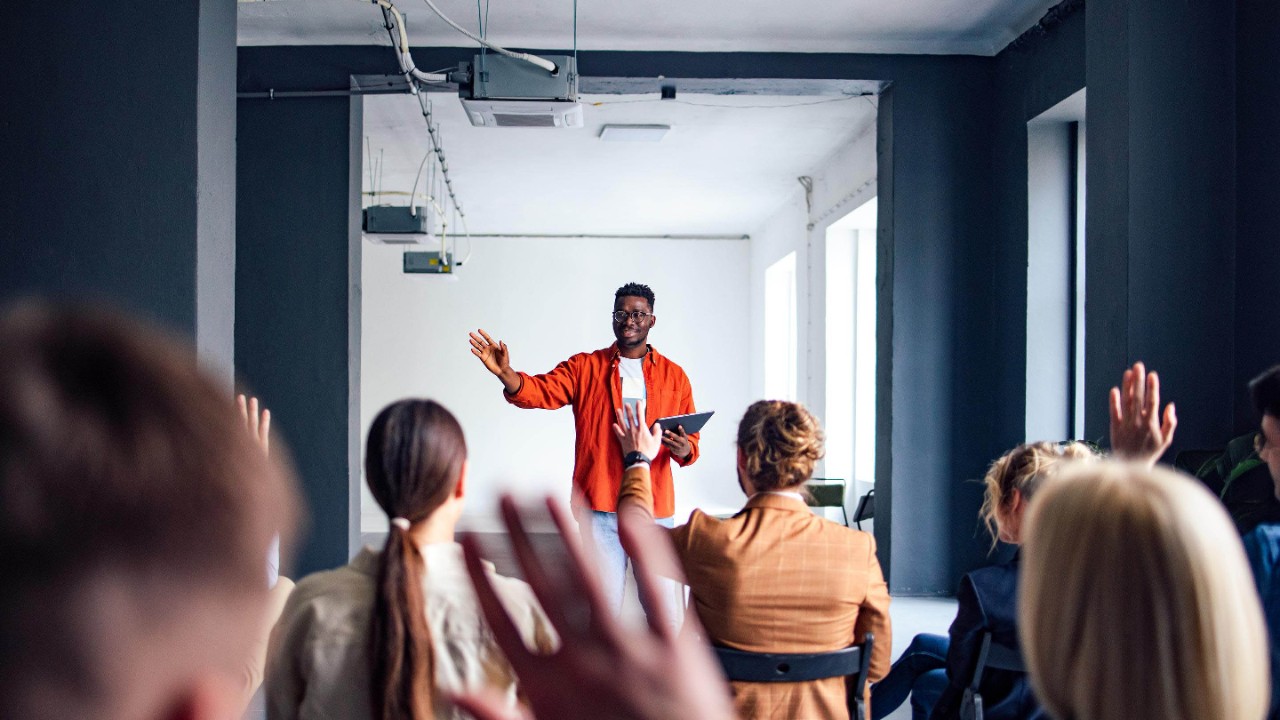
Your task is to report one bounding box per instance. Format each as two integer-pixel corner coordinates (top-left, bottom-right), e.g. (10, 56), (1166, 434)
(239, 393), (273, 456)
(612, 399), (891, 719)
(451, 495), (737, 720)
(234, 394), (294, 711)
(1020, 462), (1269, 720)
(266, 399), (555, 720)
(870, 442), (1095, 720)
(0, 303), (298, 720)
(1108, 361), (1177, 465)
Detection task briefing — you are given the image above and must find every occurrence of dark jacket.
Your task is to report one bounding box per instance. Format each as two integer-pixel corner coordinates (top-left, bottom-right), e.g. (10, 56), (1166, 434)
(929, 555), (1045, 720)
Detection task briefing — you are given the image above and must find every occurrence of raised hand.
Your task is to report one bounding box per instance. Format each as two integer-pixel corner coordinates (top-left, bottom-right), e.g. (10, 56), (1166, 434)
(469, 329), (510, 375)
(450, 495), (735, 720)
(613, 401), (664, 460)
(1109, 361), (1177, 467)
(237, 393), (271, 456)
(469, 329), (523, 394)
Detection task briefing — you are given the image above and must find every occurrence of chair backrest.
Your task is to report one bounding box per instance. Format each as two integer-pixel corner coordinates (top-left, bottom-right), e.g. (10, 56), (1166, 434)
(805, 478), (847, 508)
(961, 632), (1026, 720)
(715, 634), (874, 720)
(854, 488), (875, 522)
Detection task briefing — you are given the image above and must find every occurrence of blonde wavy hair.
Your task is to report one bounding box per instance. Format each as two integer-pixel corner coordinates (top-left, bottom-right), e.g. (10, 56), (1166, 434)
(736, 400), (824, 492)
(1020, 462), (1270, 720)
(979, 441), (1097, 548)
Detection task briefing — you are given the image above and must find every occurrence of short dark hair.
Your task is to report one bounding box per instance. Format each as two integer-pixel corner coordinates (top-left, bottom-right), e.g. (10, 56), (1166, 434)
(614, 282), (655, 310)
(0, 303), (297, 719)
(1250, 365), (1280, 418)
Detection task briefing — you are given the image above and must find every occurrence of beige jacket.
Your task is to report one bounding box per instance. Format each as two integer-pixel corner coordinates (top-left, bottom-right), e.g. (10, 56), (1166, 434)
(620, 467), (892, 719)
(266, 544), (554, 720)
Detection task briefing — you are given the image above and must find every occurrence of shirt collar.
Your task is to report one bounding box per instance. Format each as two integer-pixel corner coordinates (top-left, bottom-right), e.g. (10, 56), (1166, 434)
(750, 490), (806, 502)
(609, 342), (660, 364)
(742, 492), (811, 512)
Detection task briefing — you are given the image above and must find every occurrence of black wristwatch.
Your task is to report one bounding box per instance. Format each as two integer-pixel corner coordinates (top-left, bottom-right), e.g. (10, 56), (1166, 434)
(622, 450), (652, 467)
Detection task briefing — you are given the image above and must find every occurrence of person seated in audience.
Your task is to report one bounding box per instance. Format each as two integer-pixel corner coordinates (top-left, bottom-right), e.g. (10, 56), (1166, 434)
(870, 361), (1173, 720)
(1020, 461), (1269, 720)
(0, 303), (298, 720)
(1111, 360), (1280, 718)
(1236, 366), (1280, 718)
(871, 441), (1097, 720)
(612, 399), (891, 719)
(266, 399), (555, 720)
(235, 394), (296, 713)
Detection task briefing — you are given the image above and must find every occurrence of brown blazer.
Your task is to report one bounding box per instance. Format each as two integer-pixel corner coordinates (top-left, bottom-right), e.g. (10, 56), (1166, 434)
(621, 466), (892, 719)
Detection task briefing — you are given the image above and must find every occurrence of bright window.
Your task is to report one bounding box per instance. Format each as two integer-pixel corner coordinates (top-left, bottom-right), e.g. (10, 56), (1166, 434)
(764, 252), (797, 401)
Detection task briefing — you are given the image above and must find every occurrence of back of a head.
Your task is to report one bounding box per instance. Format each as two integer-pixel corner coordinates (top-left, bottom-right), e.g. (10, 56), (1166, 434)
(1019, 462), (1269, 720)
(736, 400), (824, 493)
(364, 399), (467, 720)
(979, 441), (1097, 547)
(0, 303), (297, 720)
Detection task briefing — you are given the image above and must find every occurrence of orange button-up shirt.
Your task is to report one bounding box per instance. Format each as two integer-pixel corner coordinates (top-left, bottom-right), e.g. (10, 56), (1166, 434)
(503, 343), (699, 518)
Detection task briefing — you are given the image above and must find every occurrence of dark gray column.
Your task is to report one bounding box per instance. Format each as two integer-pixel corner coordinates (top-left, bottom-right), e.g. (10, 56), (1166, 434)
(0, 0), (237, 376)
(1085, 0), (1238, 451)
(236, 96), (363, 576)
(1234, 0), (1280, 431)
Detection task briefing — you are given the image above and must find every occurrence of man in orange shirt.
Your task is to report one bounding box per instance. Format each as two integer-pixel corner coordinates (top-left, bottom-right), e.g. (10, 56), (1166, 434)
(468, 282), (700, 612)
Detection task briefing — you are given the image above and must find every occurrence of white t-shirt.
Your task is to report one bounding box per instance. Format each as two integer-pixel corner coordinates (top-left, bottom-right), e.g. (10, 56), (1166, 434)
(619, 356), (646, 418)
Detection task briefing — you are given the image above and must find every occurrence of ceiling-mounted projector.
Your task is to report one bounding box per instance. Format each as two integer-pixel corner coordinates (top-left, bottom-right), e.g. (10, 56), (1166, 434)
(459, 54), (583, 128)
(362, 205), (434, 244)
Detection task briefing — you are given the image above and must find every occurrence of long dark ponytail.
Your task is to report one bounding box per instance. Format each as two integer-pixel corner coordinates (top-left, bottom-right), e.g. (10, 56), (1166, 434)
(364, 399), (467, 720)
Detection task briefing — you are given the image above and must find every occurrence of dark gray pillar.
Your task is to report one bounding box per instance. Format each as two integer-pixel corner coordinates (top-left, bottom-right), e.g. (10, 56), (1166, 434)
(1085, 0), (1238, 451)
(875, 64), (1010, 594)
(1234, 0), (1280, 431)
(0, 0), (237, 376)
(236, 96), (363, 576)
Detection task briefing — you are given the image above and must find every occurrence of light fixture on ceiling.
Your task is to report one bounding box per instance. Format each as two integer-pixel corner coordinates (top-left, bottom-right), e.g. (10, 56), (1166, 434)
(598, 124), (671, 142)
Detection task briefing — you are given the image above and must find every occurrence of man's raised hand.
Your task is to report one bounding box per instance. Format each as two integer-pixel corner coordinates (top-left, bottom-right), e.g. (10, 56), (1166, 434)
(1109, 361), (1177, 467)
(469, 329), (511, 376)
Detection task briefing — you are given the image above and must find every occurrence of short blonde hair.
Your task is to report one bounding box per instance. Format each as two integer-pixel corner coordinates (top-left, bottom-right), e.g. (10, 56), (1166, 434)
(736, 400), (824, 492)
(1020, 462), (1269, 720)
(978, 441), (1096, 548)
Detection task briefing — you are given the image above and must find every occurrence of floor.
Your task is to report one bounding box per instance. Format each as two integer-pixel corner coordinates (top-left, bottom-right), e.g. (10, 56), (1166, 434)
(881, 596), (959, 720)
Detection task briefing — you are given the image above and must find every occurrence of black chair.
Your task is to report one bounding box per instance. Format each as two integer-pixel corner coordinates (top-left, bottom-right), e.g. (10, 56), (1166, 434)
(960, 632), (1025, 720)
(714, 634), (875, 720)
(853, 488), (875, 531)
(806, 478), (850, 526)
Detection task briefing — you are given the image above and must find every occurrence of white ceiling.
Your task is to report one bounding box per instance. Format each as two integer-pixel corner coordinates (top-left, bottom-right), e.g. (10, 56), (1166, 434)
(362, 92), (877, 236)
(239, 0), (1063, 56)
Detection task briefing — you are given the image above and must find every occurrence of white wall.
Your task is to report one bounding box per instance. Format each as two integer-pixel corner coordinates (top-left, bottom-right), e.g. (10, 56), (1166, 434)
(748, 115), (878, 411)
(747, 116), (878, 522)
(360, 236), (752, 532)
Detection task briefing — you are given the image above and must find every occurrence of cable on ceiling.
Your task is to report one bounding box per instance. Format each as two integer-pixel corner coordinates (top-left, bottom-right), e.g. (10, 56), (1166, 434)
(418, 0), (558, 74)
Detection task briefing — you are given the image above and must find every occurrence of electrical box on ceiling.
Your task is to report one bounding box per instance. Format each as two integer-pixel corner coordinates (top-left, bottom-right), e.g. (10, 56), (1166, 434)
(404, 250), (453, 274)
(459, 54), (583, 128)
(363, 205), (434, 244)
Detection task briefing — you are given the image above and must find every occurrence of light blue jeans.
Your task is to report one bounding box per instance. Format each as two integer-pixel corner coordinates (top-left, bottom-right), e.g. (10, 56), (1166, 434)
(590, 510), (677, 617)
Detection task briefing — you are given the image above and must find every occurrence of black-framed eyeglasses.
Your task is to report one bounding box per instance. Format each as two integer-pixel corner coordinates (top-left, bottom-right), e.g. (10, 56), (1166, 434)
(612, 310), (652, 323)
